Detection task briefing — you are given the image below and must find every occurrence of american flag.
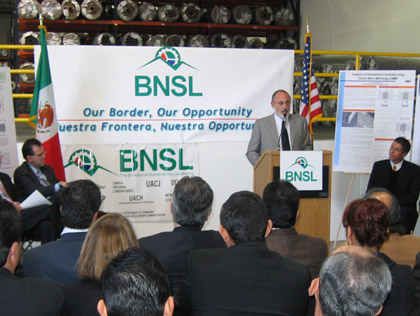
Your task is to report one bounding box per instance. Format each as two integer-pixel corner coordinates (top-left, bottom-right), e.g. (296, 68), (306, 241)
(299, 33), (322, 131)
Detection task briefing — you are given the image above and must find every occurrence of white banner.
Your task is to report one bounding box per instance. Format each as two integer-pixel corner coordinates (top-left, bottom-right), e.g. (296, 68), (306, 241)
(35, 46), (295, 222)
(334, 70), (416, 173)
(280, 151), (323, 190)
(62, 143), (198, 222)
(43, 46), (294, 144)
(0, 67), (19, 176)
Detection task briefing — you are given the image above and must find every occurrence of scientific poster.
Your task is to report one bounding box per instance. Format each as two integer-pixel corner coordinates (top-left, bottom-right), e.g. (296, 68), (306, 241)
(334, 70), (416, 173)
(0, 67), (19, 176)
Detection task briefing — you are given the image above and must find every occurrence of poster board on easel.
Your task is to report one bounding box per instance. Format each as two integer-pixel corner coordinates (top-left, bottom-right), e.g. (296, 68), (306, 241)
(332, 70), (416, 247)
(0, 67), (19, 177)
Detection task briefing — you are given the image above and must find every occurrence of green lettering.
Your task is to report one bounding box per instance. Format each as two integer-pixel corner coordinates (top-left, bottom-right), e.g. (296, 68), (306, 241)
(120, 150), (138, 172)
(189, 76), (202, 96)
(154, 76), (170, 96)
(135, 76), (151, 96)
(172, 76), (187, 96)
(140, 149), (157, 171)
(159, 148), (176, 171)
(179, 149), (193, 170)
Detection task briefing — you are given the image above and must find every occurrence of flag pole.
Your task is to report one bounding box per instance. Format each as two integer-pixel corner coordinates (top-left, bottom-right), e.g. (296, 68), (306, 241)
(305, 17), (314, 135)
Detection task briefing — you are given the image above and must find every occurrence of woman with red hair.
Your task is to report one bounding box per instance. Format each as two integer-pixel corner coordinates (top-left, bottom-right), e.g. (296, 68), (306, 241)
(342, 198), (415, 316)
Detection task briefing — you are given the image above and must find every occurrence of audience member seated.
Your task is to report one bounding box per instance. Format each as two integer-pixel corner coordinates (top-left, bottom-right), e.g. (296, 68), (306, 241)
(23, 179), (101, 285)
(139, 176), (225, 295)
(309, 245), (392, 316)
(62, 213), (139, 316)
(97, 247), (174, 316)
(263, 180), (328, 279)
(14, 138), (68, 237)
(366, 187), (420, 267)
(342, 198), (415, 316)
(0, 165), (56, 244)
(0, 199), (64, 316)
(177, 191), (311, 316)
(13, 138), (67, 202)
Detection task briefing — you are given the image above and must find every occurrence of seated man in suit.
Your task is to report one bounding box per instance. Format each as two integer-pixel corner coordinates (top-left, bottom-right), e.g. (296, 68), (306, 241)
(367, 137), (420, 233)
(309, 246), (392, 316)
(246, 89), (312, 166)
(98, 247), (174, 316)
(263, 180), (328, 279)
(23, 179), (101, 285)
(0, 158), (55, 244)
(14, 138), (68, 236)
(0, 199), (64, 315)
(366, 187), (420, 267)
(177, 191), (311, 316)
(140, 176), (225, 296)
(13, 138), (67, 202)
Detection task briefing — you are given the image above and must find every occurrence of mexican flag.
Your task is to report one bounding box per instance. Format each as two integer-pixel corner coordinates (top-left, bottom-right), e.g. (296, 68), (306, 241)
(30, 26), (66, 181)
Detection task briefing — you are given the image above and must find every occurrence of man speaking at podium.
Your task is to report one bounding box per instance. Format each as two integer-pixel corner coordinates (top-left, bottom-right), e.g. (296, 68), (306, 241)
(246, 89), (312, 166)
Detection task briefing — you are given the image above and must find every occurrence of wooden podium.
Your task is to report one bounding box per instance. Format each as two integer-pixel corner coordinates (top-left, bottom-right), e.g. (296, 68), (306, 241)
(254, 150), (332, 247)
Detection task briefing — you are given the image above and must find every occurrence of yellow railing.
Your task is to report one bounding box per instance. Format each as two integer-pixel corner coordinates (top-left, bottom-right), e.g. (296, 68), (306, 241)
(2, 45), (420, 127)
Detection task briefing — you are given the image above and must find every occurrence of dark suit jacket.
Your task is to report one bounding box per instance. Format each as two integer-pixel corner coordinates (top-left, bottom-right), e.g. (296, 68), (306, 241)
(246, 114), (312, 166)
(0, 172), (52, 233)
(0, 267), (64, 316)
(62, 278), (102, 316)
(265, 227), (328, 279)
(22, 231), (87, 285)
(367, 159), (420, 232)
(178, 240), (311, 316)
(140, 226), (225, 295)
(13, 161), (59, 202)
(376, 252), (415, 316)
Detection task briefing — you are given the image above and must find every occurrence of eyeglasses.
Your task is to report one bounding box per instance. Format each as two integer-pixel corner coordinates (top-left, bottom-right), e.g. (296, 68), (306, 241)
(32, 150), (46, 157)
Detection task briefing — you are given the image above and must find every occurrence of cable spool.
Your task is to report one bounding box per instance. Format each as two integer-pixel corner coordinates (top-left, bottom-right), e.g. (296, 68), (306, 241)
(254, 6), (273, 25)
(92, 33), (116, 45)
(158, 4), (180, 23)
(20, 31), (39, 45)
(165, 34), (185, 47)
(274, 8), (295, 26)
(211, 33), (233, 48)
(248, 38), (264, 49)
(211, 6), (230, 24)
(62, 0), (80, 20)
(81, 0), (103, 20)
(138, 2), (157, 21)
(62, 33), (81, 45)
(19, 62), (35, 83)
(41, 0), (63, 20)
(275, 37), (297, 49)
(19, 98), (33, 114)
(321, 81), (332, 95)
(146, 35), (165, 46)
(46, 32), (62, 45)
(120, 32), (143, 46)
(180, 3), (201, 23)
(117, 0), (139, 22)
(187, 34), (209, 47)
(232, 5), (252, 25)
(18, 0), (41, 19)
(232, 34), (248, 48)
